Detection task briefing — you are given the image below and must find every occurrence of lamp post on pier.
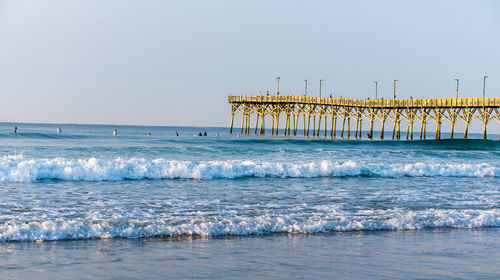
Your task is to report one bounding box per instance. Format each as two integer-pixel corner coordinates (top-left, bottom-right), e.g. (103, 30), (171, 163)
(374, 81), (378, 99)
(393, 80), (398, 99)
(319, 79), (324, 97)
(276, 76), (280, 95)
(304, 79), (307, 96)
(482, 76), (488, 99)
(454, 79), (459, 99)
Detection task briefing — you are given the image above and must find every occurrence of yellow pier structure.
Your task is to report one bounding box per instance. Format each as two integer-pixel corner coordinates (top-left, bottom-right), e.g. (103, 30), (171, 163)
(228, 95), (500, 140)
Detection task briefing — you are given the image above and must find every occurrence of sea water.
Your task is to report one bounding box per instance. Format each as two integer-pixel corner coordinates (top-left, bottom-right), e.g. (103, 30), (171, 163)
(0, 122), (499, 279)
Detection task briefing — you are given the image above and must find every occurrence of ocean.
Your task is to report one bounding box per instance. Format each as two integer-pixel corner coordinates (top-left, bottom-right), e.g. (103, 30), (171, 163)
(0, 122), (499, 279)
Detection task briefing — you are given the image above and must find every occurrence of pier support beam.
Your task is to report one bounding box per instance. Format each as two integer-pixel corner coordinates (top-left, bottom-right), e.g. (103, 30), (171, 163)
(368, 109), (374, 139)
(246, 112), (250, 134)
(464, 108), (472, 139)
(408, 110), (415, 140)
(358, 117), (362, 139)
(423, 119), (427, 139)
(316, 113), (321, 137)
(313, 116), (316, 137)
(332, 112), (337, 138)
(419, 111), (425, 140)
(260, 108), (266, 135)
(450, 108), (456, 139)
(271, 113), (275, 135)
(284, 113), (289, 136)
(287, 113), (291, 136)
(229, 106), (236, 134)
(254, 114), (259, 135)
(355, 115), (359, 139)
(293, 114), (297, 136)
(307, 113), (311, 137)
(275, 112), (279, 136)
(392, 110), (400, 140)
(482, 108), (489, 140)
(396, 120), (401, 140)
(347, 116), (351, 138)
(341, 112), (346, 138)
(240, 109), (246, 134)
(435, 109), (442, 140)
(380, 111), (386, 140)
(303, 114), (307, 136)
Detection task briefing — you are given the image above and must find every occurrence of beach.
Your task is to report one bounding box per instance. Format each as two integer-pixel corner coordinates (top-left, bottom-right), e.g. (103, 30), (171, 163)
(2, 229), (499, 279)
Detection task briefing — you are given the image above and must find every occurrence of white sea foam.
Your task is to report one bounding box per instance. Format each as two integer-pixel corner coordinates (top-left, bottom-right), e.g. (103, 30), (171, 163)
(1, 209), (498, 241)
(0, 155), (498, 182)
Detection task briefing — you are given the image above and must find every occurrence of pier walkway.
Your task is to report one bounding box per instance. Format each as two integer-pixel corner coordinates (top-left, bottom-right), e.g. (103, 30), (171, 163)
(228, 95), (500, 140)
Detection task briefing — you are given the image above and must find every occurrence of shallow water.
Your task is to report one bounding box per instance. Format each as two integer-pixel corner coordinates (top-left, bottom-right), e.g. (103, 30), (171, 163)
(1, 229), (499, 279)
(0, 122), (499, 278)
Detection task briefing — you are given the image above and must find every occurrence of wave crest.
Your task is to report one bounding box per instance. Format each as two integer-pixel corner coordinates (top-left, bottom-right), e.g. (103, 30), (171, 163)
(1, 209), (498, 241)
(0, 155), (497, 182)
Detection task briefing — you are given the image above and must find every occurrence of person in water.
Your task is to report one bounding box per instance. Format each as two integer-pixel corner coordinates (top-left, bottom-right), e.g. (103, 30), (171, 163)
(175, 131), (179, 136)
(113, 129), (118, 136)
(203, 132), (207, 136)
(57, 127), (62, 134)
(198, 132), (202, 136)
(147, 132), (151, 136)
(13, 126), (17, 133)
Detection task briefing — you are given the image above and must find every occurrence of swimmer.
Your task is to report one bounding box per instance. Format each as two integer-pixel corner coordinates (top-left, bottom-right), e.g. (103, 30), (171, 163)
(203, 131), (207, 136)
(57, 127), (62, 134)
(175, 131), (179, 136)
(147, 132), (151, 136)
(198, 132), (202, 136)
(13, 126), (17, 133)
(113, 129), (118, 136)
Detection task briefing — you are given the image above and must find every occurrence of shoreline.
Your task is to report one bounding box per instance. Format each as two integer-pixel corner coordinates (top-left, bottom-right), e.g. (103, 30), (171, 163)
(2, 227), (498, 279)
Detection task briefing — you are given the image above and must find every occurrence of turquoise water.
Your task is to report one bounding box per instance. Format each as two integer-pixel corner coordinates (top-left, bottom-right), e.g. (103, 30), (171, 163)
(0, 122), (499, 278)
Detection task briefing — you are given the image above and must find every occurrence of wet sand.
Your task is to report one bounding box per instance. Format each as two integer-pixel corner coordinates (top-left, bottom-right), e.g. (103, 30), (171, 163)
(1, 228), (499, 279)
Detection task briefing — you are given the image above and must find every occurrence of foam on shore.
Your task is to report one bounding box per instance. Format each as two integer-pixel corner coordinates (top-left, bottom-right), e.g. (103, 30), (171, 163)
(1, 209), (498, 241)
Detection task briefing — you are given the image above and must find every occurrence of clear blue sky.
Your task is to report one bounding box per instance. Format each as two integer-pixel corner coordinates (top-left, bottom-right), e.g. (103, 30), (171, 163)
(0, 0), (499, 127)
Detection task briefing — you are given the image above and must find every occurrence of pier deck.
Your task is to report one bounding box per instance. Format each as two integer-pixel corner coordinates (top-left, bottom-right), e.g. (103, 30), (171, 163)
(228, 95), (500, 140)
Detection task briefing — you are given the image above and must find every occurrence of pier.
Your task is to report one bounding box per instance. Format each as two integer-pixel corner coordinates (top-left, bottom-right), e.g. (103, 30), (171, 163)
(228, 95), (500, 140)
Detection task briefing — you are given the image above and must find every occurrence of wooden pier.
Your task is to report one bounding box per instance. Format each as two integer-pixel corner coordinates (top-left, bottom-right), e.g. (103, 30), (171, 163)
(228, 95), (500, 140)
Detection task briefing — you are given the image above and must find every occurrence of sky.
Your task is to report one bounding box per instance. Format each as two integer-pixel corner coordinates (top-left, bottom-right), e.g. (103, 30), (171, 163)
(0, 0), (499, 127)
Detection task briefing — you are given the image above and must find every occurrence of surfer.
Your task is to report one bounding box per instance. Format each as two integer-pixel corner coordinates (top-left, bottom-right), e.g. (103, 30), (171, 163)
(113, 129), (118, 136)
(13, 126), (17, 133)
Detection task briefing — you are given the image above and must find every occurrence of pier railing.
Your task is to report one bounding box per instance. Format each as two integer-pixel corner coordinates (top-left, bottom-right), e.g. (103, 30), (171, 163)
(228, 95), (500, 108)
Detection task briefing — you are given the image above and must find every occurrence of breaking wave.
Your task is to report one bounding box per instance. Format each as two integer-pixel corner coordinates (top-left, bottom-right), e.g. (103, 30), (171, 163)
(1, 209), (498, 242)
(0, 154), (498, 182)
